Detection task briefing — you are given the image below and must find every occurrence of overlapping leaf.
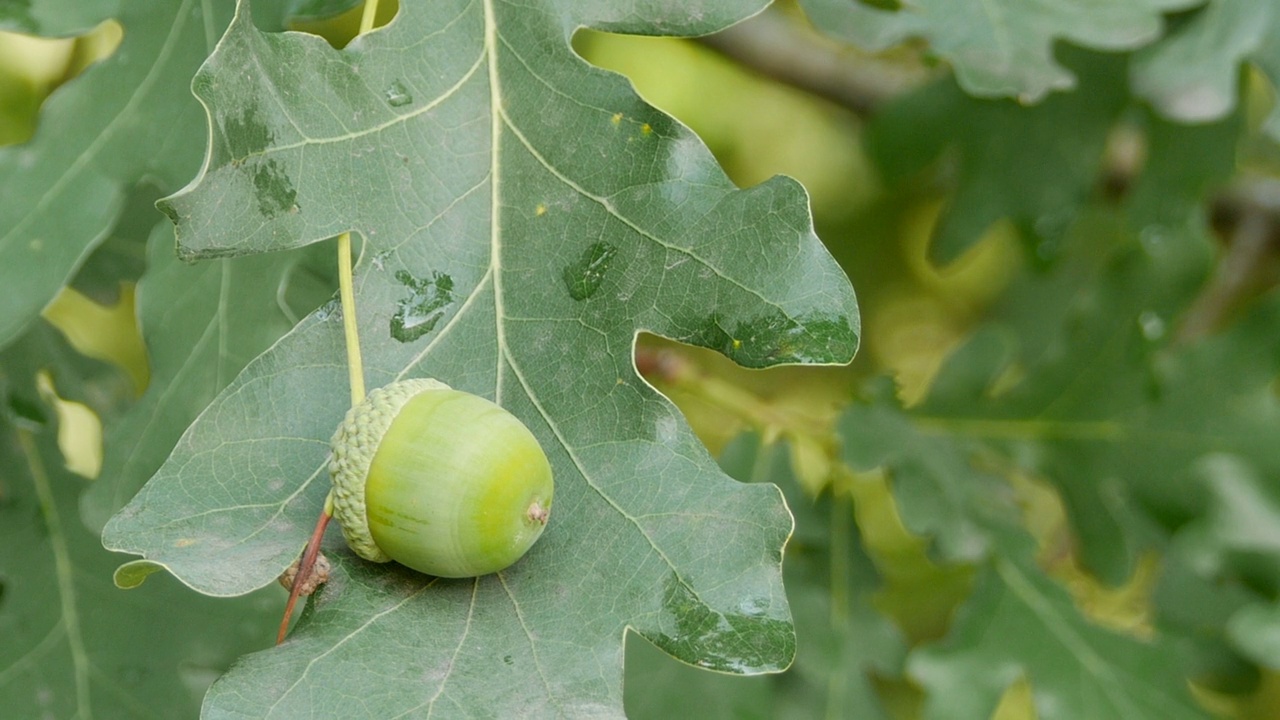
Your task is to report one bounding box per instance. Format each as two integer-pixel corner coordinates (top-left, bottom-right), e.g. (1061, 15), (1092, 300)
(0, 324), (280, 720)
(863, 51), (1129, 264)
(841, 377), (1020, 564)
(0, 0), (238, 349)
(102, 0), (859, 714)
(837, 376), (1210, 718)
(908, 555), (1206, 720)
(833, 197), (1280, 715)
(879, 207), (1247, 582)
(0, 0), (115, 35)
(80, 222), (334, 531)
(928, 262), (1280, 583)
(1163, 392), (1280, 676)
(800, 0), (1194, 103)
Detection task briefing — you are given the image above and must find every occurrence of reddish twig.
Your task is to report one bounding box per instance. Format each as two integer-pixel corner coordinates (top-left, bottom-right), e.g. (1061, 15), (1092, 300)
(276, 509), (333, 644)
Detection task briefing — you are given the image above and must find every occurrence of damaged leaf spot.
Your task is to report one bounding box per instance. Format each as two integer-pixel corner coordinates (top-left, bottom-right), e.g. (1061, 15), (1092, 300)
(252, 159), (298, 217)
(390, 269), (455, 342)
(562, 242), (617, 301)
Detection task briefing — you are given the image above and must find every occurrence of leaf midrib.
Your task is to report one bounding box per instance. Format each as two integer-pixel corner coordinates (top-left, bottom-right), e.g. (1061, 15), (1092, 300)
(20, 429), (93, 719)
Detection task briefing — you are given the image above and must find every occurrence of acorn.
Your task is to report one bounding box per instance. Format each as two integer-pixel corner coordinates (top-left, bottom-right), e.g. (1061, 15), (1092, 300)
(329, 378), (554, 577)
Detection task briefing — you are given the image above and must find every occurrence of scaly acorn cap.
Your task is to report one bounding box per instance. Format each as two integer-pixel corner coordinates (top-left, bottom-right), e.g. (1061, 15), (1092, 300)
(329, 378), (450, 563)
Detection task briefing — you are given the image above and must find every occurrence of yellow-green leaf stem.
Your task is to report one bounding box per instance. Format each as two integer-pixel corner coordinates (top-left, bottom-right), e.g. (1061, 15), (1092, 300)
(336, 232), (364, 409)
(358, 0), (381, 35)
(336, 0), (383, 411)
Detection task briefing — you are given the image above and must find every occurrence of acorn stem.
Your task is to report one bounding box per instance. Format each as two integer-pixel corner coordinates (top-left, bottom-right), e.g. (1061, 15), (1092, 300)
(358, 0), (381, 33)
(277, 496), (334, 644)
(336, 232), (365, 407)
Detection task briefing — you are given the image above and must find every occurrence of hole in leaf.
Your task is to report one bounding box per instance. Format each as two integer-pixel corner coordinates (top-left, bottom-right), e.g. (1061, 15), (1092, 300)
(36, 371), (103, 480)
(42, 283), (149, 397)
(286, 0), (400, 49)
(0, 19), (123, 146)
(634, 332), (853, 482)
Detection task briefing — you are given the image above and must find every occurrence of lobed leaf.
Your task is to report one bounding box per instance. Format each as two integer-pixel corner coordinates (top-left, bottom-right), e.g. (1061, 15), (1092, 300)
(103, 0), (860, 714)
(864, 51), (1130, 264)
(837, 363), (1214, 718)
(626, 434), (906, 720)
(910, 554), (1207, 720)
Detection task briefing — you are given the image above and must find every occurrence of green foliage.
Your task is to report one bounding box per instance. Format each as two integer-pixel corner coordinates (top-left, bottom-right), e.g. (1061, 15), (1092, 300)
(0, 324), (280, 719)
(865, 50), (1131, 264)
(801, 0), (1196, 101)
(81, 223), (335, 531)
(910, 557), (1205, 720)
(4, 0), (1280, 718)
(625, 434), (905, 720)
(1132, 0), (1280, 141)
(0, 0), (231, 347)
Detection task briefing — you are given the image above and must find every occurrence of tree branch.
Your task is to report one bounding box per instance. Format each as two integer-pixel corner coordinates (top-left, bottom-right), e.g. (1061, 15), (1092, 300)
(696, 8), (923, 116)
(1176, 181), (1280, 342)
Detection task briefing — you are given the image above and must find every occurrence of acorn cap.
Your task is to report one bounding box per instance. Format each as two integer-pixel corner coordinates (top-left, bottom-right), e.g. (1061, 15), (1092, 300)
(329, 378), (450, 563)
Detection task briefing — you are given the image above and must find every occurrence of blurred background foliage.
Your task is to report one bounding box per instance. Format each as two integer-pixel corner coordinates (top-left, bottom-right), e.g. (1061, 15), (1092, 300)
(4, 0), (1280, 717)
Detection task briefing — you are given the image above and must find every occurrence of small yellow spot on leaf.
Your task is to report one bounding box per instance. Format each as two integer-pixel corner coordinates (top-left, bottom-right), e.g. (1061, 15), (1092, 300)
(611, 112), (623, 126)
(175, 538), (197, 548)
(535, 203), (547, 216)
(732, 338), (742, 350)
(640, 123), (652, 136)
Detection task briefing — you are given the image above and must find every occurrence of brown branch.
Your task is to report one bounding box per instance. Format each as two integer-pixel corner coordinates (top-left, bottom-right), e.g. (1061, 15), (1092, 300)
(276, 509), (333, 644)
(696, 8), (923, 116)
(1176, 181), (1280, 343)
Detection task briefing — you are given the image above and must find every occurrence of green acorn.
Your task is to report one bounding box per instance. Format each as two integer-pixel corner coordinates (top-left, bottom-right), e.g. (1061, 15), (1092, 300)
(329, 378), (553, 577)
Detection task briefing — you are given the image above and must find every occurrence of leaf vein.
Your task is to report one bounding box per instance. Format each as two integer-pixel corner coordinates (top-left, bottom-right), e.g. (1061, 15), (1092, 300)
(264, 579), (439, 718)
